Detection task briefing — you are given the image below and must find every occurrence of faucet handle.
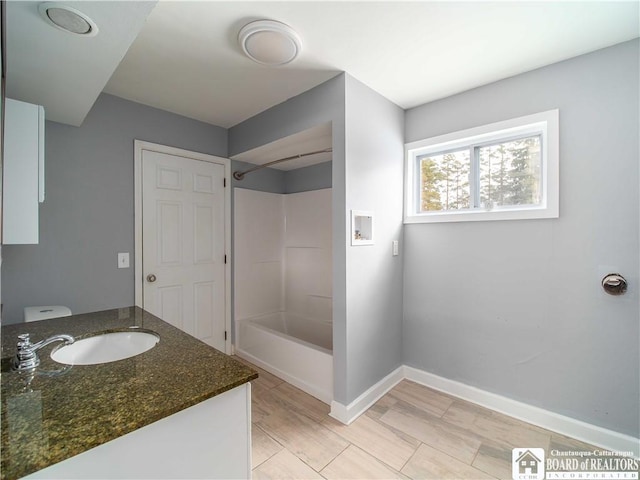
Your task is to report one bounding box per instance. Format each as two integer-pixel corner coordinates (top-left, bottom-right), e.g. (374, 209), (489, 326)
(13, 333), (75, 371)
(14, 333), (38, 371)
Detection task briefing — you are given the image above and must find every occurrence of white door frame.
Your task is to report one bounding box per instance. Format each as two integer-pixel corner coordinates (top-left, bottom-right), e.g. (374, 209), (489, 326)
(134, 140), (232, 354)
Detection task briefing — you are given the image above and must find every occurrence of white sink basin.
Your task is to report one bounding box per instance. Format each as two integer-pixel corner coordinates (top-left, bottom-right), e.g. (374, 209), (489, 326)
(51, 330), (160, 365)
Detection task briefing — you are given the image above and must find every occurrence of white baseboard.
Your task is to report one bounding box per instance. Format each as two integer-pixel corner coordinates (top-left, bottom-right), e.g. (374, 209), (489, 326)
(403, 366), (640, 458)
(327, 364), (638, 456)
(238, 349), (638, 456)
(330, 366), (404, 425)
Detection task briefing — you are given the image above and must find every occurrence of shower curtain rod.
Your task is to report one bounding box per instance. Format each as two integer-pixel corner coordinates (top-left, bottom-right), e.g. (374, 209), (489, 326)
(232, 148), (333, 181)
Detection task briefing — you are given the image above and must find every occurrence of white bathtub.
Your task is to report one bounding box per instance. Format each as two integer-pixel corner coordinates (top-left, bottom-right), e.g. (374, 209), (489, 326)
(236, 312), (333, 404)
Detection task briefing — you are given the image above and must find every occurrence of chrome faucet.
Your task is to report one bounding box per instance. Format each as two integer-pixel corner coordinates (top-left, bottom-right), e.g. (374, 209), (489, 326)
(13, 333), (75, 371)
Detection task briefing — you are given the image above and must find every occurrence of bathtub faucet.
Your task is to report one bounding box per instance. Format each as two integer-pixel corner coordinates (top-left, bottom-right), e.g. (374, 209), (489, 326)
(13, 333), (75, 371)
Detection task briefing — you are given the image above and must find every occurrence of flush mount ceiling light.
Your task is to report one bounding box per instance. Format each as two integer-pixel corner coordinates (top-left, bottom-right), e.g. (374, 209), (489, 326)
(38, 2), (99, 37)
(238, 20), (302, 66)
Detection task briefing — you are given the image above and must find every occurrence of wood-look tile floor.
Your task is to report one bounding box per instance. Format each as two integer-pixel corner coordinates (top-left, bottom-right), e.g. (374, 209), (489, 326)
(234, 357), (601, 480)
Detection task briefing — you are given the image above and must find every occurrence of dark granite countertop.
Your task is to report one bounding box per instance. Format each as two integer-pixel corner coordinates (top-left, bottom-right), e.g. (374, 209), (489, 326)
(0, 307), (257, 480)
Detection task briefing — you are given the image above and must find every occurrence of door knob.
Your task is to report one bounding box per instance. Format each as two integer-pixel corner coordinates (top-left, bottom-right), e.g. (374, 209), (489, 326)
(147, 274), (157, 283)
(602, 273), (627, 295)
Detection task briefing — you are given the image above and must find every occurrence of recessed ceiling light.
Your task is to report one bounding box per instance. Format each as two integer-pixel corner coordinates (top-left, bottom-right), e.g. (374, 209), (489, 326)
(38, 2), (99, 37)
(238, 20), (302, 66)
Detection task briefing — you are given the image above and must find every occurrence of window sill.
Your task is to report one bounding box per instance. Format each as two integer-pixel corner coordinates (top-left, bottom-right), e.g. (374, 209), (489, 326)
(404, 205), (559, 224)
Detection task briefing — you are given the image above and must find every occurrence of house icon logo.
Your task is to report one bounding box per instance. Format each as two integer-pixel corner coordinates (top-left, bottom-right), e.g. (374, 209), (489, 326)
(512, 448), (545, 480)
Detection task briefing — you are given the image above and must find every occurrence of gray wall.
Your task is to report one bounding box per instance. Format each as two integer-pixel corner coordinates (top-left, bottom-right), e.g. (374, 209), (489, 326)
(229, 74), (343, 158)
(230, 74), (404, 405)
(344, 75), (405, 402)
(229, 74), (351, 403)
(403, 40), (639, 437)
(284, 161), (332, 194)
(1, 94), (228, 324)
(231, 159), (285, 194)
(229, 160), (332, 195)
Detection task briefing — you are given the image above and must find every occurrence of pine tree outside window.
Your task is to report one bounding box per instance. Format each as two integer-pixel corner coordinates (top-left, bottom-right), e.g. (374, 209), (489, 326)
(419, 149), (471, 212)
(405, 110), (559, 223)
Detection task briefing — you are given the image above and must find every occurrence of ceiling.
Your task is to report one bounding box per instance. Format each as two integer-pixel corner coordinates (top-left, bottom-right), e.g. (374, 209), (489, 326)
(6, 1), (156, 126)
(6, 1), (639, 131)
(105, 1), (639, 128)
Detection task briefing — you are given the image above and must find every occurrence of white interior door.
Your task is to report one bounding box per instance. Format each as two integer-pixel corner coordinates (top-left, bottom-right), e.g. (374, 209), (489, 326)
(141, 149), (226, 351)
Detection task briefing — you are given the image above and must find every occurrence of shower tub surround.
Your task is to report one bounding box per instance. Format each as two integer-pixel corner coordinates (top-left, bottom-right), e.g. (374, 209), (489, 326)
(1, 307), (257, 480)
(234, 188), (333, 403)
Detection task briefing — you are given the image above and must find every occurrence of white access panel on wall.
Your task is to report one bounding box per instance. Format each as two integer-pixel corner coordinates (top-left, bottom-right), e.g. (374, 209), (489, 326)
(3, 98), (45, 244)
(351, 210), (374, 246)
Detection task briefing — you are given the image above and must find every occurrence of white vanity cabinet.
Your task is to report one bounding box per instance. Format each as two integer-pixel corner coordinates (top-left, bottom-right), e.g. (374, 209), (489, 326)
(24, 383), (252, 479)
(3, 98), (45, 244)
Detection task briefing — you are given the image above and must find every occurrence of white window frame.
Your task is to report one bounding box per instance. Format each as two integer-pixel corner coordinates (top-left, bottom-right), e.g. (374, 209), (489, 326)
(404, 109), (559, 224)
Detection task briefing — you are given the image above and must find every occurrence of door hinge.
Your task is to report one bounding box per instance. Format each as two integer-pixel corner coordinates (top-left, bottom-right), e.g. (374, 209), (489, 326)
(224, 331), (228, 341)
(223, 178), (226, 188)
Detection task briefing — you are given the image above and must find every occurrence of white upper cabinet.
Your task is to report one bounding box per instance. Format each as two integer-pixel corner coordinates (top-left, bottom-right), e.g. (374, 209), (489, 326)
(3, 98), (45, 244)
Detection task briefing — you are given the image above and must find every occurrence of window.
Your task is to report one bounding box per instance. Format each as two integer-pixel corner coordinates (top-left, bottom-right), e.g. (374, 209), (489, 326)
(405, 110), (559, 223)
